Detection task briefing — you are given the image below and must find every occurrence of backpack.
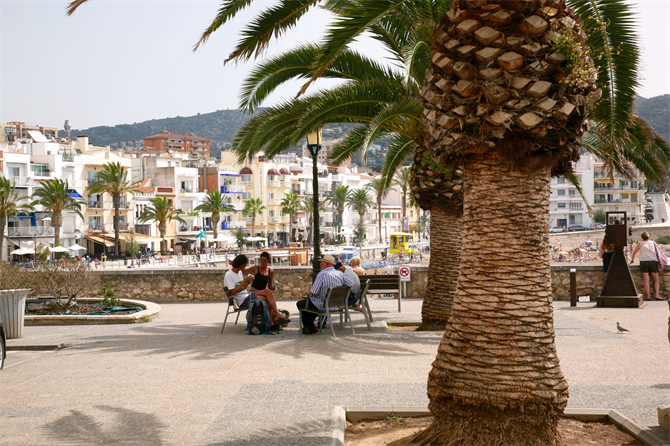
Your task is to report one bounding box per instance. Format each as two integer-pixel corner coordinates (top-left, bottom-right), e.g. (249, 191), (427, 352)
(654, 242), (668, 272)
(246, 300), (280, 335)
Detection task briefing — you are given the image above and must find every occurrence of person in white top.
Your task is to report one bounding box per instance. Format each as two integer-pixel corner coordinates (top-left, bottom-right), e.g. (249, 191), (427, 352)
(224, 254), (289, 324)
(630, 231), (662, 300)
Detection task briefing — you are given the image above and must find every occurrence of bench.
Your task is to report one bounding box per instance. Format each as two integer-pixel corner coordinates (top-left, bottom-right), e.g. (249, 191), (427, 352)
(346, 279), (372, 328)
(221, 287), (249, 333)
(359, 274), (402, 312)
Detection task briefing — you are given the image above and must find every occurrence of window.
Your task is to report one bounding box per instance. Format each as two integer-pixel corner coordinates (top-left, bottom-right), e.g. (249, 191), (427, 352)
(269, 210), (275, 217)
(558, 203), (566, 208)
(569, 203), (582, 210)
(8, 167), (20, 178)
(269, 192), (274, 199)
(557, 177), (566, 184)
(568, 190), (576, 197)
(557, 190), (566, 196)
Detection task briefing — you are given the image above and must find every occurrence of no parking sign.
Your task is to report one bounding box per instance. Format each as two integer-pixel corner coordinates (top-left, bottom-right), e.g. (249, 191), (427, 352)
(399, 265), (411, 282)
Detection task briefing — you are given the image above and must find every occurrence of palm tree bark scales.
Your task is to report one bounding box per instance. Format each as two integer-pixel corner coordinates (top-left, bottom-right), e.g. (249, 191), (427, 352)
(419, 205), (462, 331)
(416, 152), (567, 446)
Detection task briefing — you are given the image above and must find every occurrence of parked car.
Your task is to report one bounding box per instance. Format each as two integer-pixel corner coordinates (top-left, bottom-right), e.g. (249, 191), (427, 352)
(0, 312), (5, 370)
(568, 225), (589, 232)
(550, 226), (566, 233)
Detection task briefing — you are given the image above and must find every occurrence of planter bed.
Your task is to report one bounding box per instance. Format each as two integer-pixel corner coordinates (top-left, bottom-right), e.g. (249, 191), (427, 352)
(24, 298), (160, 326)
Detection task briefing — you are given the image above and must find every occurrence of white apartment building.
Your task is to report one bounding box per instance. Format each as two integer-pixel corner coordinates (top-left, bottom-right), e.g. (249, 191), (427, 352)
(592, 159), (646, 225)
(549, 154), (595, 228)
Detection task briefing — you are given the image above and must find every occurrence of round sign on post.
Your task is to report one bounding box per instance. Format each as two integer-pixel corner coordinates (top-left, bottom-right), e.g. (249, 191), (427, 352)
(399, 265), (411, 282)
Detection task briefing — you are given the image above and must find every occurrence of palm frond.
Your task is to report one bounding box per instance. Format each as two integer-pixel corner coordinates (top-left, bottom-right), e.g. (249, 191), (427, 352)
(380, 135), (416, 193)
(569, 0), (640, 140)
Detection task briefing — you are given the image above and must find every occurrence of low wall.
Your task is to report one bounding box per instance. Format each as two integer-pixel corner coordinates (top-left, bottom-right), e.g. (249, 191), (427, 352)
(98, 264), (665, 303)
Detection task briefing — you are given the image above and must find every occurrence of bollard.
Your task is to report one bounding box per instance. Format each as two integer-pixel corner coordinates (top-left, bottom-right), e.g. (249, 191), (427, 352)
(570, 268), (577, 307)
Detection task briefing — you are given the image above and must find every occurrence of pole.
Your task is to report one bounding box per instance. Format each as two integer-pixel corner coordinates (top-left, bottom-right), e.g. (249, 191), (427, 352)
(311, 152), (321, 282)
(570, 268), (577, 307)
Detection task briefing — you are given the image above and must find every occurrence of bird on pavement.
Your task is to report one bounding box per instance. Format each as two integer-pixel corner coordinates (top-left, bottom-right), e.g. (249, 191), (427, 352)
(616, 322), (630, 333)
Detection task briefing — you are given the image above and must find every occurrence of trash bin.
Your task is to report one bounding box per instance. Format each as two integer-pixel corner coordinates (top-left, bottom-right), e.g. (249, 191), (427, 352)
(0, 288), (31, 339)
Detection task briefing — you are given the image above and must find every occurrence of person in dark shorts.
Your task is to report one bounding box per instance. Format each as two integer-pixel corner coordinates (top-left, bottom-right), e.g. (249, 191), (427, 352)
(236, 251), (275, 292)
(630, 231), (662, 300)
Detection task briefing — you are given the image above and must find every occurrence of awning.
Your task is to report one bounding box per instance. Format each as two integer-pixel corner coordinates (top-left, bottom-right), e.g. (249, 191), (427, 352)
(221, 173), (243, 177)
(267, 168), (280, 175)
(239, 167), (252, 175)
(85, 236), (115, 247)
(195, 231), (207, 239)
(14, 212), (31, 219)
(116, 233), (163, 243)
(280, 168), (290, 175)
(68, 190), (83, 199)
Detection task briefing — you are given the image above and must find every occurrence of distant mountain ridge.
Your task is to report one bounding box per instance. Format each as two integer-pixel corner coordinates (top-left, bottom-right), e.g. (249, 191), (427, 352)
(69, 94), (670, 158)
(69, 109), (254, 156)
(635, 94), (670, 144)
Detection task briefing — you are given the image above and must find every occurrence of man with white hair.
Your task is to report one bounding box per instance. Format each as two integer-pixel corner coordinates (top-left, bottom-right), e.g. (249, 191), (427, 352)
(297, 254), (354, 334)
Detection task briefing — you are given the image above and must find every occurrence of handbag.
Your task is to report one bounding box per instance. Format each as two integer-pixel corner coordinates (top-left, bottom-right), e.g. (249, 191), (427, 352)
(654, 242), (668, 272)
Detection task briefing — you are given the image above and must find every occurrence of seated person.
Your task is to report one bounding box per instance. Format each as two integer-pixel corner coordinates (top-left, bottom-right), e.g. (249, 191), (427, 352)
(236, 251), (275, 292)
(224, 254), (288, 325)
(296, 255), (354, 335)
(349, 257), (366, 275)
(335, 261), (361, 306)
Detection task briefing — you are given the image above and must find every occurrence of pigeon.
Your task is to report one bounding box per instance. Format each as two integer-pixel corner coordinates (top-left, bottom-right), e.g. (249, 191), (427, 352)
(616, 322), (630, 333)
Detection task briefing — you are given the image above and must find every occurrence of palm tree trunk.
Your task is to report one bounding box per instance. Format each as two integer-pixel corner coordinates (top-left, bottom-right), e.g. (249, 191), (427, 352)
(415, 153), (566, 446)
(377, 198), (382, 243)
(113, 194), (121, 256)
(0, 214), (6, 262)
(338, 208), (344, 241)
(159, 221), (167, 253)
(212, 212), (220, 250)
(402, 188), (407, 219)
(251, 215), (256, 239)
(52, 211), (63, 247)
(419, 205), (461, 331)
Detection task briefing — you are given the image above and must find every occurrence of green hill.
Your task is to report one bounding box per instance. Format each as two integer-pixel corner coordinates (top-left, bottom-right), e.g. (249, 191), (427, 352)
(69, 109), (252, 157)
(635, 94), (670, 143)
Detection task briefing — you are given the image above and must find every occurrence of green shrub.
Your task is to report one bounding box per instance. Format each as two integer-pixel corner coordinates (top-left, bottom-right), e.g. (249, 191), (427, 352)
(656, 235), (670, 245)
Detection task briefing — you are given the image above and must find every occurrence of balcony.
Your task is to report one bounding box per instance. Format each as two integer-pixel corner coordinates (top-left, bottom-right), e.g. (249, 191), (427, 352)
(8, 176), (37, 187)
(268, 181), (281, 188)
(134, 225), (152, 236)
(270, 216), (288, 224)
(220, 184), (245, 193)
(242, 181), (253, 188)
(62, 153), (75, 162)
(7, 226), (55, 237)
(87, 201), (103, 209)
(87, 223), (129, 233)
(31, 170), (53, 178)
(103, 201), (131, 210)
(269, 198), (282, 205)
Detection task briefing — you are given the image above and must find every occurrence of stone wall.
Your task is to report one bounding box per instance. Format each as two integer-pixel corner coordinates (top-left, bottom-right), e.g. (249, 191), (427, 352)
(98, 264), (665, 303)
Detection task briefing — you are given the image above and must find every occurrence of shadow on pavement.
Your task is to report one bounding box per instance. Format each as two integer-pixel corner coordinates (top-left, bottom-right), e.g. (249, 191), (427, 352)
(200, 418), (334, 446)
(42, 405), (167, 446)
(66, 321), (442, 362)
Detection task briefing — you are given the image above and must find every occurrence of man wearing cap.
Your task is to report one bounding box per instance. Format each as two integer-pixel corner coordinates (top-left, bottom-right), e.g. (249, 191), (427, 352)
(297, 254), (354, 334)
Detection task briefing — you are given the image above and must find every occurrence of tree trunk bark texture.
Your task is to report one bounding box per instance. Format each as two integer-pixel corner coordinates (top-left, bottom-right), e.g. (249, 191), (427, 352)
(113, 194), (121, 255)
(159, 222), (167, 253)
(0, 214), (6, 262)
(419, 206), (461, 331)
(377, 200), (382, 243)
(416, 153), (567, 446)
(51, 211), (63, 247)
(212, 212), (220, 239)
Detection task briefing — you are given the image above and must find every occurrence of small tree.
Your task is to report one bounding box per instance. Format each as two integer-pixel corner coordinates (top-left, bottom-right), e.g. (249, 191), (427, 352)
(34, 243), (50, 262)
(592, 208), (606, 224)
(232, 228), (249, 248)
(124, 239), (140, 258)
(32, 262), (101, 308)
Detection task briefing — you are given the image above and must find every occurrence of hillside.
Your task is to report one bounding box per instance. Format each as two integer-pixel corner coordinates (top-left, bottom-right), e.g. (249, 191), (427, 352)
(635, 94), (670, 143)
(70, 109), (252, 156)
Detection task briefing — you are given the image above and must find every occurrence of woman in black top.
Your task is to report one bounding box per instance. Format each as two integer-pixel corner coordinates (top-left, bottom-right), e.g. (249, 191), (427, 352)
(240, 251), (275, 291)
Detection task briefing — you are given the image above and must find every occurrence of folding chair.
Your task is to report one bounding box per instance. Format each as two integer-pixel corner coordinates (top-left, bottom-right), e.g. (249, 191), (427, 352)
(299, 286), (353, 337)
(221, 287), (249, 333)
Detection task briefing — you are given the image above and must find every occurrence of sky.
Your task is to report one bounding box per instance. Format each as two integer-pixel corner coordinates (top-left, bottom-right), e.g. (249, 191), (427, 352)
(1, 0), (668, 130)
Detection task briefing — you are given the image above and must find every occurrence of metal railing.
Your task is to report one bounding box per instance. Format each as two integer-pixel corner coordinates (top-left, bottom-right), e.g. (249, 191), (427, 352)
(268, 181), (281, 188)
(7, 226), (55, 236)
(242, 181), (253, 188)
(268, 198), (282, 205)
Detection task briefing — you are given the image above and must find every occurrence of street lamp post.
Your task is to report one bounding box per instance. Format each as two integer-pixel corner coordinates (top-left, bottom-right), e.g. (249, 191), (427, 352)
(130, 226), (135, 267)
(306, 128), (322, 282)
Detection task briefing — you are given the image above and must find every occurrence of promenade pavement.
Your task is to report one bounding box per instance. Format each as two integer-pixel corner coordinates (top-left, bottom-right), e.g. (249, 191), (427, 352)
(2, 298), (669, 445)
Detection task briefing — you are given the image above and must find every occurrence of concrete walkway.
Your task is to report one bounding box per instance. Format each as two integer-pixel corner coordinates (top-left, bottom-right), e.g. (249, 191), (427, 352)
(1, 298), (668, 445)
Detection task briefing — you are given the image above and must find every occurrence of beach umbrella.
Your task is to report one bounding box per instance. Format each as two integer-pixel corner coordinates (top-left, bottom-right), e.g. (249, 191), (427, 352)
(195, 231), (206, 239)
(558, 251), (569, 255)
(68, 244), (86, 251)
(50, 246), (70, 253)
